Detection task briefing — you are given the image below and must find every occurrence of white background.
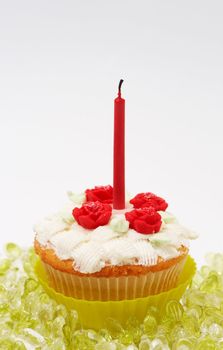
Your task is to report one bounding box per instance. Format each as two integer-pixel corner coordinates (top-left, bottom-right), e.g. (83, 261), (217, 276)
(0, 1), (223, 266)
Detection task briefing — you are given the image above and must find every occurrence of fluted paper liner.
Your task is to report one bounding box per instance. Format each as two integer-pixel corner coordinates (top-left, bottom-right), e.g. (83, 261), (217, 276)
(41, 254), (187, 301)
(35, 256), (196, 329)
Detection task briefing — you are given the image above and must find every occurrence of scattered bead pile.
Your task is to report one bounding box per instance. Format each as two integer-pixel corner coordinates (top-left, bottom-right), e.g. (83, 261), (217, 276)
(1, 244), (223, 349)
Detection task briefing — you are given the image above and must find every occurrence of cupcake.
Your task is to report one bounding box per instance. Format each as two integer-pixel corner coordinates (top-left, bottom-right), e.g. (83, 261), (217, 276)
(34, 186), (197, 301)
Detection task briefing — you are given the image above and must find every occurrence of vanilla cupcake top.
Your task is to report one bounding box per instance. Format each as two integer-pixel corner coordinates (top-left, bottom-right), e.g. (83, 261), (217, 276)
(34, 186), (198, 274)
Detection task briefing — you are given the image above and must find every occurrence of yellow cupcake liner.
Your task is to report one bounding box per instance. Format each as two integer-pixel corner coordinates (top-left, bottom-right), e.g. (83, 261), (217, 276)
(42, 254), (187, 300)
(35, 256), (196, 330)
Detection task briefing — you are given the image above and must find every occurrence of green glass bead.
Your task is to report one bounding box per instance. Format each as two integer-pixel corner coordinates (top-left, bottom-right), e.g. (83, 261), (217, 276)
(62, 324), (71, 345)
(173, 338), (195, 350)
(182, 315), (200, 337)
(125, 316), (142, 344)
(98, 329), (113, 342)
(39, 292), (50, 304)
(0, 284), (7, 295)
(0, 339), (14, 350)
(185, 290), (206, 307)
(95, 342), (117, 350)
(159, 315), (174, 335)
(185, 305), (203, 320)
(217, 339), (223, 349)
(118, 330), (134, 345)
(170, 324), (187, 343)
(14, 341), (27, 350)
(146, 305), (159, 319)
(0, 302), (9, 313)
(0, 259), (11, 275)
(87, 330), (103, 343)
(23, 261), (34, 276)
(126, 316), (140, 329)
(165, 300), (184, 322)
(69, 309), (78, 328)
(5, 243), (22, 259)
(23, 278), (39, 295)
(54, 304), (67, 319)
(200, 273), (220, 292)
(204, 307), (223, 324)
(138, 338), (151, 350)
(209, 322), (223, 338)
(200, 265), (211, 278)
(47, 339), (66, 350)
(71, 330), (96, 350)
(105, 318), (124, 338)
(52, 316), (65, 337)
(150, 338), (166, 350)
(196, 337), (216, 350)
(143, 314), (157, 337)
(38, 304), (54, 322)
(114, 343), (126, 350)
(27, 246), (38, 264)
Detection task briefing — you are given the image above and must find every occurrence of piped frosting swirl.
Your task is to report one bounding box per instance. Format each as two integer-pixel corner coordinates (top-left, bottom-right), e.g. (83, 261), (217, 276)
(34, 192), (198, 274)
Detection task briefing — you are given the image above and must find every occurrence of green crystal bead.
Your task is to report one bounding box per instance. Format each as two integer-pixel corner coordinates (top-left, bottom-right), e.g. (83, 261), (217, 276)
(138, 338), (151, 350)
(0, 338), (14, 350)
(118, 330), (134, 345)
(105, 318), (124, 338)
(54, 304), (67, 319)
(146, 306), (159, 319)
(200, 272), (220, 292)
(185, 305), (203, 320)
(196, 337), (216, 350)
(23, 278), (38, 294)
(98, 329), (113, 342)
(200, 265), (211, 278)
(165, 300), (184, 322)
(69, 309), (78, 326)
(150, 338), (166, 350)
(143, 315), (157, 337)
(182, 315), (200, 337)
(47, 339), (66, 350)
(14, 341), (27, 350)
(71, 330), (96, 350)
(208, 322), (223, 338)
(39, 292), (50, 304)
(184, 290), (206, 307)
(0, 302), (9, 313)
(5, 243), (22, 259)
(0, 259), (11, 275)
(125, 317), (142, 344)
(95, 342), (117, 350)
(51, 316), (65, 337)
(172, 338), (195, 350)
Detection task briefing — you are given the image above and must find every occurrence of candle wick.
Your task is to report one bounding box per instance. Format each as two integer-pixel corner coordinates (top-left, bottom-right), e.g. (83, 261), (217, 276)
(118, 79), (124, 97)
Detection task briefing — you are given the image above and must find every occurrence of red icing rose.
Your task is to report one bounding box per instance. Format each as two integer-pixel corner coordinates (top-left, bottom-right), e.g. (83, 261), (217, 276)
(73, 201), (112, 229)
(130, 192), (168, 211)
(85, 185), (113, 204)
(125, 207), (162, 234)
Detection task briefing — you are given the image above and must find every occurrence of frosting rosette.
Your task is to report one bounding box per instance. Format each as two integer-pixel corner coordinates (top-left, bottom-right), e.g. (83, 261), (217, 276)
(130, 192), (168, 211)
(125, 207), (162, 234)
(72, 201), (112, 229)
(85, 185), (113, 204)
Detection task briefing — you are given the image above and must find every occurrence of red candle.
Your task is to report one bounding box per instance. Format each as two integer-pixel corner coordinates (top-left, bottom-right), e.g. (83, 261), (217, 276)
(113, 79), (125, 209)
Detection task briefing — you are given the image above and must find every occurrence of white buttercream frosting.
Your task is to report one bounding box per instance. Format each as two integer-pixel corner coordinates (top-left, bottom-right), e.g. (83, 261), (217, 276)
(34, 194), (198, 274)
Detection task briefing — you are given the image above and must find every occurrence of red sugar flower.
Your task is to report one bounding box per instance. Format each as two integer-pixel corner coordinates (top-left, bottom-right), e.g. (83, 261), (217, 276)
(85, 185), (113, 204)
(125, 207), (162, 234)
(73, 201), (112, 230)
(130, 192), (168, 211)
